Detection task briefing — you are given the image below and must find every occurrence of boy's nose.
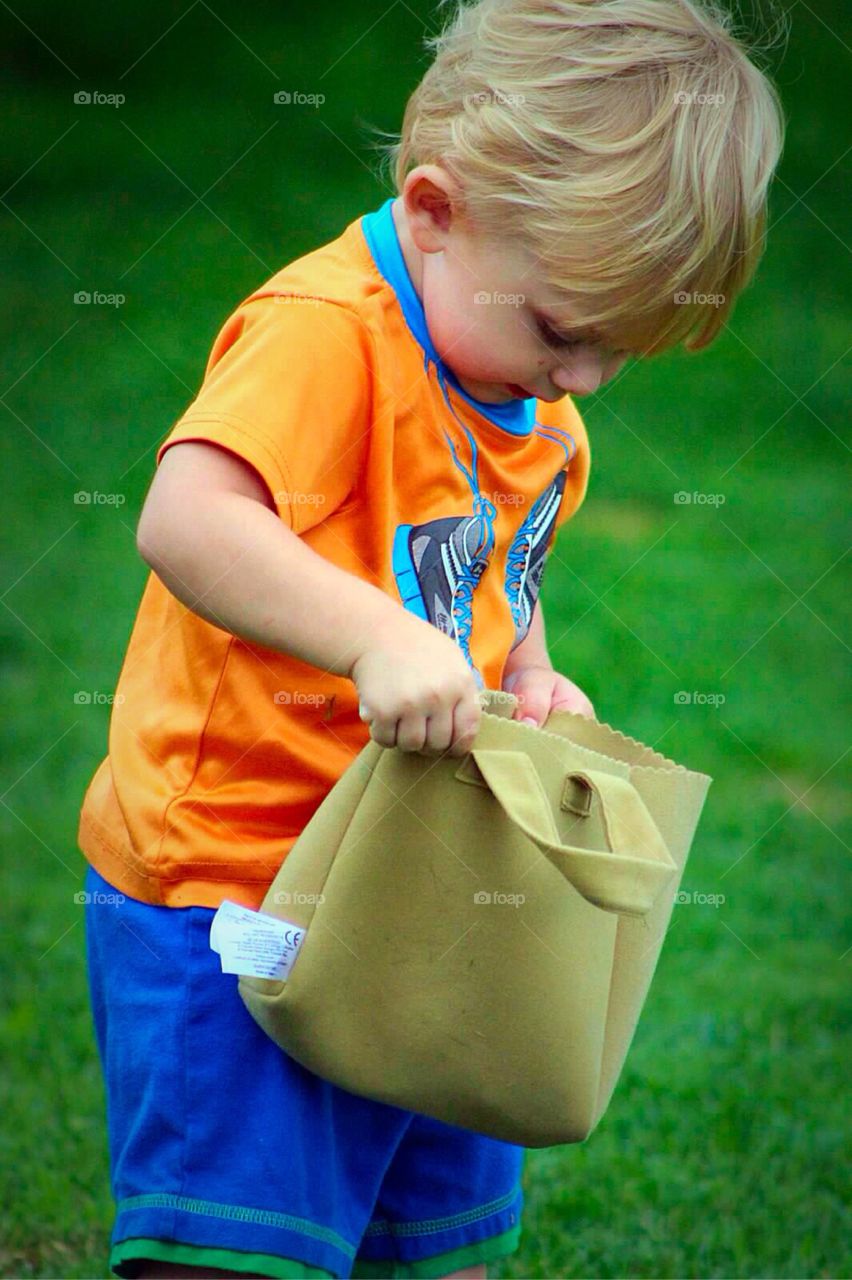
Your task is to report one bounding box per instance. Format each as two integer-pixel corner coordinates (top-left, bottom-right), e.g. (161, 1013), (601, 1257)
(550, 348), (628, 397)
(550, 360), (605, 397)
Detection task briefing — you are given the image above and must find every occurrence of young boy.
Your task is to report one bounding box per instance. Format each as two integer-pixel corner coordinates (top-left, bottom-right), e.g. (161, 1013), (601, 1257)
(77, 1), (783, 1276)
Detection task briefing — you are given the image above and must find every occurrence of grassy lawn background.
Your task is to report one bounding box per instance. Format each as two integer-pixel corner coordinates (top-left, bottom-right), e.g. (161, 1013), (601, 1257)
(0, 1), (848, 1276)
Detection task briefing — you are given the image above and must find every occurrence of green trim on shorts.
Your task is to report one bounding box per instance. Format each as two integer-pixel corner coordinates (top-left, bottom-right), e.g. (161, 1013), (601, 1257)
(109, 1223), (521, 1279)
(362, 1187), (519, 1240)
(110, 1236), (335, 1277)
(116, 1193), (353, 1254)
(351, 1224), (522, 1278)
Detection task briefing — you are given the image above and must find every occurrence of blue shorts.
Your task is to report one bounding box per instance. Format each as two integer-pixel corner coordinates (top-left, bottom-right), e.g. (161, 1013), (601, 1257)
(83, 864), (525, 1278)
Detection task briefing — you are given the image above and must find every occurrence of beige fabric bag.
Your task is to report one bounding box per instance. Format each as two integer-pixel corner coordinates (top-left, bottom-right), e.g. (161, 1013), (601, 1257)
(239, 690), (712, 1147)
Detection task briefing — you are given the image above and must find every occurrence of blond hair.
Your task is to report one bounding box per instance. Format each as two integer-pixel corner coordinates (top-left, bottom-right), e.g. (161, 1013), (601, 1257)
(376, 0), (785, 354)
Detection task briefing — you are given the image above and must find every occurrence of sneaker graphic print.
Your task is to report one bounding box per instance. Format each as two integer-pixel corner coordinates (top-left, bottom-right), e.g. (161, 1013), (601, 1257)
(504, 467), (567, 651)
(392, 419), (497, 691)
(392, 413), (572, 687)
(393, 502), (496, 690)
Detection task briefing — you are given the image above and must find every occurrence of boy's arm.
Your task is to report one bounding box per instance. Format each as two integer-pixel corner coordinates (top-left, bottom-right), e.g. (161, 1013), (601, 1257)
(135, 440), (483, 753)
(136, 441), (416, 676)
(501, 601), (596, 723)
(502, 600), (553, 680)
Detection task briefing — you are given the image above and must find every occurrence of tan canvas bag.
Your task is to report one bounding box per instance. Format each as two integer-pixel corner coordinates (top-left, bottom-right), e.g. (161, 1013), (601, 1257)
(239, 690), (712, 1147)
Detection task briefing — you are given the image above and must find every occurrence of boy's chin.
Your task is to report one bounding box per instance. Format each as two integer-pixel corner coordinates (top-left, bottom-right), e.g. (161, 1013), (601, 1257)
(451, 370), (522, 403)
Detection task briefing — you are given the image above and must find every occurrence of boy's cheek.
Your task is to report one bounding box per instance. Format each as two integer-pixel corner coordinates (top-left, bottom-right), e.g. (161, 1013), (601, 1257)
(430, 311), (483, 369)
(434, 323), (513, 385)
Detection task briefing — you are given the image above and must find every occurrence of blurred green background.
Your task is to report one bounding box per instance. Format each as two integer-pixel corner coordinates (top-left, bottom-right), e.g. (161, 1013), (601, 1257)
(1, 1), (849, 1277)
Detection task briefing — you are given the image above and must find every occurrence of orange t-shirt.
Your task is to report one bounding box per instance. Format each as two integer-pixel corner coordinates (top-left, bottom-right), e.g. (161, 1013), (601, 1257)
(77, 197), (591, 908)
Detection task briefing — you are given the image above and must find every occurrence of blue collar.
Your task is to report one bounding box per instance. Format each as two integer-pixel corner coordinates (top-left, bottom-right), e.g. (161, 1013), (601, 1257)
(360, 197), (537, 438)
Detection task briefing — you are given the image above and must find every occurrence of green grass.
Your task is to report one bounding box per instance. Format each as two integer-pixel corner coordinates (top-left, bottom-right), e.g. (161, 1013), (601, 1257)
(1, 1), (849, 1276)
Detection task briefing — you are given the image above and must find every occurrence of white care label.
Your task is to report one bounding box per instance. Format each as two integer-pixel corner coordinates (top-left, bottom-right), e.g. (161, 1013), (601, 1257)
(209, 900), (305, 980)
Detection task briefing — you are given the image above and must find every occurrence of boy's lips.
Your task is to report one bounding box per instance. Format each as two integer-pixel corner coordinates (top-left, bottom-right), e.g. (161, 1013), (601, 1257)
(507, 381), (568, 404)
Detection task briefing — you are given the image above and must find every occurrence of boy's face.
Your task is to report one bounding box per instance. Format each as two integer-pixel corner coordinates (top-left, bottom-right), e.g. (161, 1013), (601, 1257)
(393, 170), (631, 405)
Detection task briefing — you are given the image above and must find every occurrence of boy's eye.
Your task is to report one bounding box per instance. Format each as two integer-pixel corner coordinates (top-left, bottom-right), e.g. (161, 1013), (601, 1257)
(535, 316), (631, 362)
(535, 318), (581, 349)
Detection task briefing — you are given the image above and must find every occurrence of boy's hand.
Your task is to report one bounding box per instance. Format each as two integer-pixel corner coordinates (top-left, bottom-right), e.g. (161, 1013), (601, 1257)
(502, 664), (596, 728)
(349, 616), (482, 757)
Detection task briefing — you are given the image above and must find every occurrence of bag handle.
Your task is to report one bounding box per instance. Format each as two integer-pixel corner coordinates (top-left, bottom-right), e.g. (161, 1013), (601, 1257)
(468, 748), (677, 917)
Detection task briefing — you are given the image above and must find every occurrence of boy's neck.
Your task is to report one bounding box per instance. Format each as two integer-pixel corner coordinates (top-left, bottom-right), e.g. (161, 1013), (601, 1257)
(390, 197), (425, 301)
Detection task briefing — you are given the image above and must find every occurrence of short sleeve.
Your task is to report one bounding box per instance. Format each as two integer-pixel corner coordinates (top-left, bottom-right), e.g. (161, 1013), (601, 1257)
(156, 297), (375, 536)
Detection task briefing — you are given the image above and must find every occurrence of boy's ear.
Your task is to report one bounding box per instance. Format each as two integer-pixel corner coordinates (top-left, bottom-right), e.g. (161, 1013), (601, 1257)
(403, 164), (463, 250)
